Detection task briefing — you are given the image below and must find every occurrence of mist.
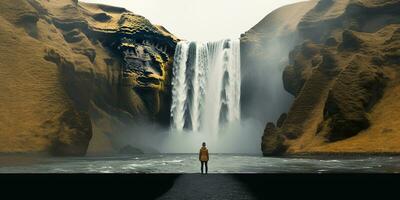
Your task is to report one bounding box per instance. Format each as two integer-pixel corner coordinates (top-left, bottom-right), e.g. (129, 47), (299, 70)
(108, 118), (264, 154)
(241, 37), (297, 125)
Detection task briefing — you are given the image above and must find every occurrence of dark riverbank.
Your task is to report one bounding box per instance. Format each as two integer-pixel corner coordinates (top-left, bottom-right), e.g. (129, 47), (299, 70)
(1, 174), (399, 199)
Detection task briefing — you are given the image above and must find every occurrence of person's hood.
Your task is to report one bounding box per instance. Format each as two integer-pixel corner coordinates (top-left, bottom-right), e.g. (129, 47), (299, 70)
(201, 146), (207, 150)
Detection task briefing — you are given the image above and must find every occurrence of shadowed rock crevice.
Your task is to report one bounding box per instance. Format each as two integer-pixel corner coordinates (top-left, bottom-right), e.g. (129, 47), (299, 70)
(92, 12), (111, 22)
(63, 29), (85, 43)
(50, 109), (92, 156)
(16, 12), (39, 39)
(339, 30), (364, 50)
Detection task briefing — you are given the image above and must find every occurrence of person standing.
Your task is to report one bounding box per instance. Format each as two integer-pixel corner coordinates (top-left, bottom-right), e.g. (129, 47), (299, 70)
(199, 142), (209, 174)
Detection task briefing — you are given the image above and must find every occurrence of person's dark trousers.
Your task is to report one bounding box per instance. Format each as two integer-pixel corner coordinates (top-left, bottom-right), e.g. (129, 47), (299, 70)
(201, 161), (208, 174)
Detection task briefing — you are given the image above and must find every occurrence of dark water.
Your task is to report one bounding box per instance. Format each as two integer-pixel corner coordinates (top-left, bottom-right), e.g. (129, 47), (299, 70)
(0, 154), (400, 173)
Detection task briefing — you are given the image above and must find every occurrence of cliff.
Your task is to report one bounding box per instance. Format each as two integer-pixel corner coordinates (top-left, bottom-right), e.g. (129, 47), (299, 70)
(0, 0), (178, 155)
(256, 0), (400, 155)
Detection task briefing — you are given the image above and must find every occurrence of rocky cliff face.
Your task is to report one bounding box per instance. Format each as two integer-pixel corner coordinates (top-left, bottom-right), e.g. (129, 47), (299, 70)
(258, 0), (400, 155)
(0, 0), (178, 155)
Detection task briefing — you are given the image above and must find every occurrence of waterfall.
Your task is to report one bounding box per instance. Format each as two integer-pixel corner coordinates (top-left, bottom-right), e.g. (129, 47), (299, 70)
(170, 39), (241, 134)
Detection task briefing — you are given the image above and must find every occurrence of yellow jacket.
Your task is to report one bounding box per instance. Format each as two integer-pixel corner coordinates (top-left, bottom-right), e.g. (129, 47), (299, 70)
(199, 146), (209, 161)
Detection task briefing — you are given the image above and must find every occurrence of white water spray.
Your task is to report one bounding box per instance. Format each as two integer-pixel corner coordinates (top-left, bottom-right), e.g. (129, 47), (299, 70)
(170, 39), (241, 134)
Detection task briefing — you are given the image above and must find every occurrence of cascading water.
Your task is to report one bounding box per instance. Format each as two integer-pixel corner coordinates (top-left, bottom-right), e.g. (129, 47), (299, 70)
(170, 39), (241, 134)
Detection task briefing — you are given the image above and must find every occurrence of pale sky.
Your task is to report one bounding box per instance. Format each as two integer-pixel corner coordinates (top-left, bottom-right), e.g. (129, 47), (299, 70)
(81, 0), (305, 41)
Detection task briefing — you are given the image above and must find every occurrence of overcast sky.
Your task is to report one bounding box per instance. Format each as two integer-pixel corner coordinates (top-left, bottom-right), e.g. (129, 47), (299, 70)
(81, 0), (305, 41)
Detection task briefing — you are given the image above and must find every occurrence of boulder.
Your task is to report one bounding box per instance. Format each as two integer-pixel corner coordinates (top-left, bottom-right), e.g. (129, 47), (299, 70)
(261, 123), (287, 156)
(323, 57), (387, 141)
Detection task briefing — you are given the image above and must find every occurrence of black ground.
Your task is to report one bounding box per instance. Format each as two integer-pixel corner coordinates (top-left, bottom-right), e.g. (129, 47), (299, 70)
(1, 174), (399, 199)
(157, 174), (257, 200)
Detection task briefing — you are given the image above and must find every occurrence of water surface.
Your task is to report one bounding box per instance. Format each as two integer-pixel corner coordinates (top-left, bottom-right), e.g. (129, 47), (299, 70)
(1, 154), (399, 173)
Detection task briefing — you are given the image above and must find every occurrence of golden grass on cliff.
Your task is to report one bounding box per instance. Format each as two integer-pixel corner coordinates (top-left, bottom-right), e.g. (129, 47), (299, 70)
(287, 25), (400, 154)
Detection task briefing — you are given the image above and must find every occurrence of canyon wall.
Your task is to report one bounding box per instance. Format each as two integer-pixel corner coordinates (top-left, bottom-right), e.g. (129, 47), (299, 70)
(2, 0), (399, 156)
(257, 0), (400, 155)
(0, 0), (178, 155)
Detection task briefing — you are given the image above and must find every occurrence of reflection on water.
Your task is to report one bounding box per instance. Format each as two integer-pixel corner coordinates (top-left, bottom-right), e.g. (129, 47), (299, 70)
(0, 154), (400, 173)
